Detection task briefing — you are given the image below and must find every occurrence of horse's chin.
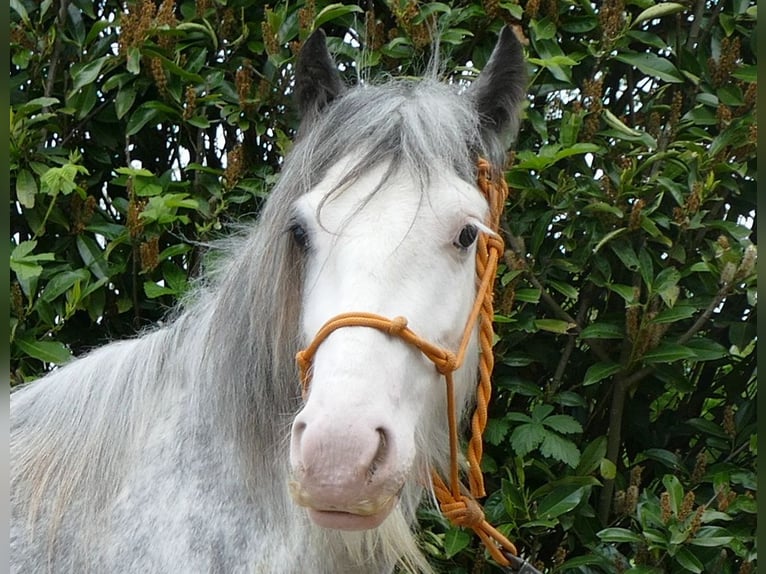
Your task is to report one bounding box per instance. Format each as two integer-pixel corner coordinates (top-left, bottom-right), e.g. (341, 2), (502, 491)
(289, 479), (399, 531)
(307, 498), (397, 531)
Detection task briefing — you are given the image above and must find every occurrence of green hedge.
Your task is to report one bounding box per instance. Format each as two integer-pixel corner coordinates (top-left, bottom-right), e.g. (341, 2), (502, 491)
(10, 0), (756, 572)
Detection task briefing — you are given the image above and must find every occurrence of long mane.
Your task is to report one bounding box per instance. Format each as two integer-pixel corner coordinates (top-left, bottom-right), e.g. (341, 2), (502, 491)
(11, 75), (495, 573)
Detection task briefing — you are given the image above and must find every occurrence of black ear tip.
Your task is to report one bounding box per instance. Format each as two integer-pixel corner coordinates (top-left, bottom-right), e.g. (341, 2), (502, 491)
(298, 29), (328, 64)
(304, 28), (327, 49)
(498, 25), (526, 61)
(498, 25), (516, 44)
(295, 27), (344, 129)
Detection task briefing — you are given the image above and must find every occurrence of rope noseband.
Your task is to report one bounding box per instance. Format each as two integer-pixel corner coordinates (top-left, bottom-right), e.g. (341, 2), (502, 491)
(296, 159), (526, 569)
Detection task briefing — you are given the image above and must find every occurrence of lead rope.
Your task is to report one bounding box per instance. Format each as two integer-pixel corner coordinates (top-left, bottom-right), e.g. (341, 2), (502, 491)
(296, 160), (540, 572)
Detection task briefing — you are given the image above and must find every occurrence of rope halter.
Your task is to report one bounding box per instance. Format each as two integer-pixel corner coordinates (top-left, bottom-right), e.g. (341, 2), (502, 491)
(295, 158), (521, 567)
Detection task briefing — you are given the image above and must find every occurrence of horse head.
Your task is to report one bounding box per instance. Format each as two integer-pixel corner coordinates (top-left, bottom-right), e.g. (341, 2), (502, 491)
(287, 28), (526, 532)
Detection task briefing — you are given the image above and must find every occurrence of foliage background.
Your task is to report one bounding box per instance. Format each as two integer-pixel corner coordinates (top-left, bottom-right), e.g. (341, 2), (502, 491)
(10, 0), (757, 572)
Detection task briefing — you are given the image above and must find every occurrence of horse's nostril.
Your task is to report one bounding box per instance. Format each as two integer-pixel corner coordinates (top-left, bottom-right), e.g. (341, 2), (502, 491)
(368, 427), (390, 481)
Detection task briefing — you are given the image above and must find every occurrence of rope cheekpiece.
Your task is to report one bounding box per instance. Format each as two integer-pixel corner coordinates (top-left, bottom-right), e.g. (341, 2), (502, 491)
(295, 159), (520, 567)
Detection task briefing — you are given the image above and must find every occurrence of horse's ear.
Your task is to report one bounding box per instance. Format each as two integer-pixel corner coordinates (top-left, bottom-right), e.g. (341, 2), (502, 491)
(295, 29), (344, 129)
(469, 26), (527, 149)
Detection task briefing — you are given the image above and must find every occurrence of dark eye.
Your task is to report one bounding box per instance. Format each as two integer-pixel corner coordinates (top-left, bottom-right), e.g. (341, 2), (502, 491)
(454, 224), (478, 249)
(288, 221), (310, 250)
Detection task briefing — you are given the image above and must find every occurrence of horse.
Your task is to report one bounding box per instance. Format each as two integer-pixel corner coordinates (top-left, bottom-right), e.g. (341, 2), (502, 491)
(10, 26), (526, 573)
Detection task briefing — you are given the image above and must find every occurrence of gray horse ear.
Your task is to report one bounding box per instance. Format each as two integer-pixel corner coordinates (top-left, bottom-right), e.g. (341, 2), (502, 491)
(469, 26), (527, 150)
(295, 29), (344, 128)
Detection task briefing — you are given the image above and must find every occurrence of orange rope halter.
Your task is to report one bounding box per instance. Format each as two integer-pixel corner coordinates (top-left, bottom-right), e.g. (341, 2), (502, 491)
(295, 158), (520, 567)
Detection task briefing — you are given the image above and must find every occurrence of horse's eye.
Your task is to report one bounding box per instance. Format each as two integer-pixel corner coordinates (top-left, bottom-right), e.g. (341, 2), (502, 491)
(289, 221), (310, 250)
(454, 224), (478, 249)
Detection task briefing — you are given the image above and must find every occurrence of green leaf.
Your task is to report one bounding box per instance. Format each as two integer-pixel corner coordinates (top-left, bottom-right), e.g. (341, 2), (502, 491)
(131, 175), (163, 197)
(16, 169), (38, 208)
(600, 458), (616, 480)
(610, 240), (640, 271)
(15, 337), (73, 364)
(443, 527), (471, 558)
(537, 485), (587, 518)
(583, 201), (624, 218)
(531, 404), (555, 421)
(12, 240), (40, 260)
(641, 448), (683, 471)
(673, 547), (703, 573)
(158, 243), (192, 261)
(615, 52), (685, 83)
(509, 423), (546, 457)
(534, 318), (576, 334)
(559, 110), (583, 146)
(76, 235), (110, 280)
(11, 0), (31, 24)
(127, 46), (141, 74)
(187, 116), (211, 129)
(638, 248), (654, 291)
(126, 105), (161, 136)
(17, 96), (60, 114)
(501, 478), (526, 516)
(527, 55), (579, 82)
(608, 283), (637, 303)
(140, 193), (199, 224)
(579, 322), (624, 339)
(539, 432), (581, 467)
(144, 281), (176, 298)
(313, 3), (364, 28)
(685, 338), (728, 361)
(602, 108), (642, 137)
(651, 305), (696, 324)
(173, 21), (219, 51)
(559, 15), (598, 32)
(732, 65), (757, 82)
(11, 241), (55, 281)
(41, 269), (90, 302)
(484, 417), (510, 446)
(652, 267), (681, 297)
(115, 86), (137, 120)
(40, 163), (89, 196)
(515, 288), (541, 303)
(530, 18), (557, 41)
(547, 279), (579, 300)
(662, 474), (684, 515)
(597, 527), (642, 543)
(632, 2), (686, 27)
(575, 436), (607, 474)
(554, 391), (587, 407)
(642, 527), (670, 547)
(642, 342), (696, 363)
(583, 362), (621, 386)
(688, 526), (733, 547)
(685, 417), (728, 439)
(542, 414), (582, 435)
(11, 260), (45, 282)
(593, 227), (627, 253)
(69, 55), (110, 95)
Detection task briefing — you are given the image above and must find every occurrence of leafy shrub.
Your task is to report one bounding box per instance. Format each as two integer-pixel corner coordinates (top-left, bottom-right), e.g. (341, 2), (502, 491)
(10, 0), (756, 572)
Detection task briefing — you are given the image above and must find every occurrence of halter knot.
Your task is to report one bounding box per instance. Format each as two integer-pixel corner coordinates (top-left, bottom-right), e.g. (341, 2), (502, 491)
(387, 316), (408, 336)
(486, 234), (505, 254)
(440, 494), (486, 529)
(434, 351), (458, 375)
